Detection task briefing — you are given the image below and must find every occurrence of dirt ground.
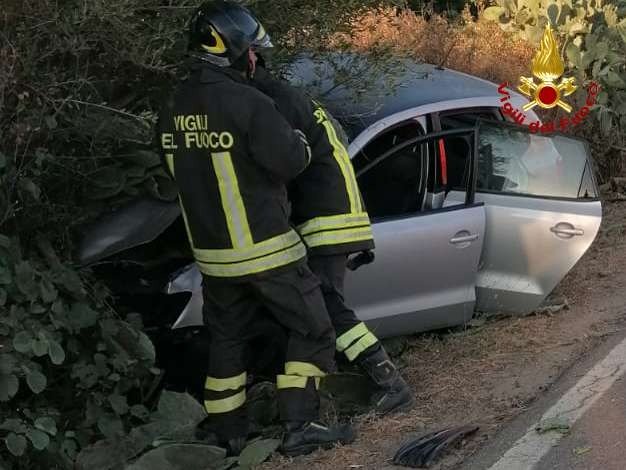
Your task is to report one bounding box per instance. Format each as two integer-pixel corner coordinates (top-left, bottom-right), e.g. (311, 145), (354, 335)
(260, 200), (626, 470)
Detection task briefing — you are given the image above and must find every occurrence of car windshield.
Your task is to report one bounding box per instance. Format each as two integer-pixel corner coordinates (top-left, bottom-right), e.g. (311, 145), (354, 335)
(477, 122), (590, 199)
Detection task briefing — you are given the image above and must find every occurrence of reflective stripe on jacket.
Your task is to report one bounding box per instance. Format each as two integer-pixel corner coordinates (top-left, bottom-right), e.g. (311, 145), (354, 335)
(157, 63), (310, 280)
(252, 67), (375, 256)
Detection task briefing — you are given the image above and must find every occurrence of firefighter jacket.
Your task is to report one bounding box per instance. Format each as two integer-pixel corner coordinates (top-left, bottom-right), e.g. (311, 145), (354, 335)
(157, 63), (312, 280)
(252, 67), (375, 256)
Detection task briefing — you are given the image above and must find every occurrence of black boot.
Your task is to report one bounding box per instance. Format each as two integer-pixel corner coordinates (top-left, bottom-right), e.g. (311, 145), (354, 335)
(281, 421), (356, 457)
(357, 345), (414, 415)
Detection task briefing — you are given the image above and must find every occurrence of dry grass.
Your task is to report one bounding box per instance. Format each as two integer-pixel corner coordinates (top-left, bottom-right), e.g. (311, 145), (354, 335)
(330, 6), (535, 85)
(263, 312), (598, 470)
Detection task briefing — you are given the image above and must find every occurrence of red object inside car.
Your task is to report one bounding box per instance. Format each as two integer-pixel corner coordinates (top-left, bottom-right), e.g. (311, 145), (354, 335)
(438, 139), (448, 185)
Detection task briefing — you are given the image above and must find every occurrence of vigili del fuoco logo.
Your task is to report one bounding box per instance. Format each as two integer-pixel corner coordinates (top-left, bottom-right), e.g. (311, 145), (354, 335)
(498, 24), (600, 134)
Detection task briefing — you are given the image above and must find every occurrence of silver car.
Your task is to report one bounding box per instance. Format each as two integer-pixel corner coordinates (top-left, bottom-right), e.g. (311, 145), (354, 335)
(79, 54), (602, 343)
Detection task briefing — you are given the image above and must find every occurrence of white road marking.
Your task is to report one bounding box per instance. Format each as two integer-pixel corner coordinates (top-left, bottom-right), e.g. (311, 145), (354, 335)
(487, 336), (626, 470)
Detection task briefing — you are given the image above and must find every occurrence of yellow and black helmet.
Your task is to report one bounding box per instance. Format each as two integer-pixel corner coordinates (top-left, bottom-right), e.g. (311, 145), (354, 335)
(188, 0), (273, 67)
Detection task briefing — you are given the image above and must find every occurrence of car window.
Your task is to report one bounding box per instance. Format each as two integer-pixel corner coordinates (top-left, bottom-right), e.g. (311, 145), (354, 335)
(356, 141), (427, 219)
(439, 109), (501, 129)
(430, 109), (501, 195)
(434, 135), (472, 192)
(477, 122), (593, 199)
(352, 120), (425, 174)
(353, 121), (428, 219)
(356, 128), (479, 218)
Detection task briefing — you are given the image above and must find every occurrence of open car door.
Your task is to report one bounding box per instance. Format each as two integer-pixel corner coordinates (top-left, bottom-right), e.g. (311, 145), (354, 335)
(465, 119), (602, 314)
(343, 128), (485, 338)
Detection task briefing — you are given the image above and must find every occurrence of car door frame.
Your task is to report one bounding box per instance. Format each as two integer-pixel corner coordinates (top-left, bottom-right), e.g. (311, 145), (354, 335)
(470, 118), (602, 201)
(343, 126), (488, 337)
(354, 127), (481, 207)
(452, 117), (602, 314)
(347, 96), (539, 157)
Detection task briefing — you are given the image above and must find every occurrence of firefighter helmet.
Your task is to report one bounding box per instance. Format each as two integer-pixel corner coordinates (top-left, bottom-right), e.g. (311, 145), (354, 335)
(188, 1), (272, 67)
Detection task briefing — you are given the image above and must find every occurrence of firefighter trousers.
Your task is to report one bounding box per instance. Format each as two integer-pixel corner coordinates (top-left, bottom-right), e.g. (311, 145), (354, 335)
(308, 254), (381, 363)
(201, 264), (336, 441)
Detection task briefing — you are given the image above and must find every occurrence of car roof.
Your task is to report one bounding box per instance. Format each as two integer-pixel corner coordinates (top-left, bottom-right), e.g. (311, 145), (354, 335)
(283, 52), (505, 140)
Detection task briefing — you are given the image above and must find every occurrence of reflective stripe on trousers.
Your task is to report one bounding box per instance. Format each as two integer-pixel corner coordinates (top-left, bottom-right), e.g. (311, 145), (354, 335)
(276, 361), (326, 391)
(204, 372), (247, 414)
(336, 322), (379, 362)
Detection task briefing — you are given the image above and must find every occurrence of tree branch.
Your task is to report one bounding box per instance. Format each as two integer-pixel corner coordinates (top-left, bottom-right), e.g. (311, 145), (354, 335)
(64, 100), (148, 121)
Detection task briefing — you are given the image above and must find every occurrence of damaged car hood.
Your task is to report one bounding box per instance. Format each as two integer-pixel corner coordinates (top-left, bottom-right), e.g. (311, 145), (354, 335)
(77, 198), (181, 266)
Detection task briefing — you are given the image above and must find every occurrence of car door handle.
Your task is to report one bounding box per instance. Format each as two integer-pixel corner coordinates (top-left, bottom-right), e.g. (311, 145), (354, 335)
(450, 233), (479, 244)
(550, 225), (584, 237)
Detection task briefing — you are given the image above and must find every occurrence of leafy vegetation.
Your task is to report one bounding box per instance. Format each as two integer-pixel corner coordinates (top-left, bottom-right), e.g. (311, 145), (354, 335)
(0, 235), (158, 468)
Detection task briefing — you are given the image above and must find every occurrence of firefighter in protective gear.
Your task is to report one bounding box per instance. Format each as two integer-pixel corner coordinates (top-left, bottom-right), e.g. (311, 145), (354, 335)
(251, 57), (414, 415)
(157, 1), (354, 457)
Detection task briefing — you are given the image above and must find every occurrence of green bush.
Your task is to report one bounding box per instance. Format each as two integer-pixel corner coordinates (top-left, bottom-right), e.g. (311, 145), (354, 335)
(0, 234), (157, 469)
(1, 3), (193, 462)
(0, 0), (193, 243)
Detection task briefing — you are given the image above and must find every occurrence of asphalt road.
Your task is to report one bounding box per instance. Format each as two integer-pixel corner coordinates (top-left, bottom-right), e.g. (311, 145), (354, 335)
(537, 375), (626, 470)
(459, 327), (626, 470)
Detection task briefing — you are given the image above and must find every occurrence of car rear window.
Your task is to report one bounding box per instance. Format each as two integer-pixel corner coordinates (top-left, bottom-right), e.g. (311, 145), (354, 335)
(477, 123), (594, 199)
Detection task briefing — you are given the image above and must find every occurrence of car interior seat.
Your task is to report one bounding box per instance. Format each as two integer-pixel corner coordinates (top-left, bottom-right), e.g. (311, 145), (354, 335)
(358, 143), (422, 218)
(388, 146), (422, 214)
(429, 136), (471, 209)
(355, 122), (425, 218)
(444, 136), (471, 192)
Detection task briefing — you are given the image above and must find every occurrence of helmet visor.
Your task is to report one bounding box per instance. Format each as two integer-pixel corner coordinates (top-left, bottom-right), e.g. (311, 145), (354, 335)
(252, 23), (273, 50)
